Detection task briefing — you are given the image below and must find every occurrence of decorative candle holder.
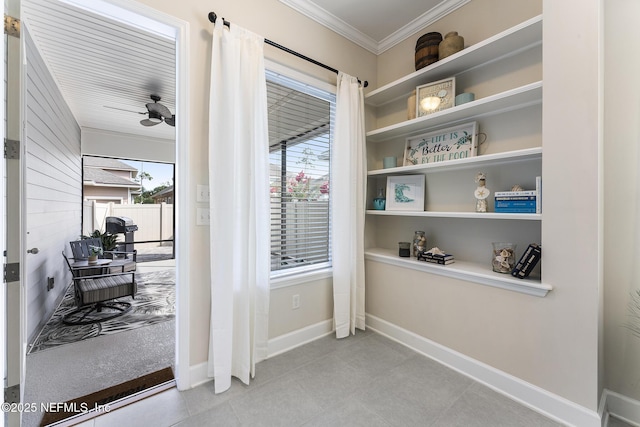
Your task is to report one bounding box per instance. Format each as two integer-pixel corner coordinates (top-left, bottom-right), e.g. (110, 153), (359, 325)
(398, 242), (411, 257)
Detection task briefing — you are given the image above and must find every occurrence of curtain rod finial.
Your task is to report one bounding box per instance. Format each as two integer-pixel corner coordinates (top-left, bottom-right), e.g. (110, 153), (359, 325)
(208, 12), (217, 23)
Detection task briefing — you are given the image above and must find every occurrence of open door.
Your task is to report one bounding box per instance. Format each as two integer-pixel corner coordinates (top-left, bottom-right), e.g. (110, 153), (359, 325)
(4, 0), (25, 426)
(1, 6), (8, 427)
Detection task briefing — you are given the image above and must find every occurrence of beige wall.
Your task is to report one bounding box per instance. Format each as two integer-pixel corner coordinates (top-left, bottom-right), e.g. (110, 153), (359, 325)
(604, 0), (640, 402)
(133, 0), (377, 368)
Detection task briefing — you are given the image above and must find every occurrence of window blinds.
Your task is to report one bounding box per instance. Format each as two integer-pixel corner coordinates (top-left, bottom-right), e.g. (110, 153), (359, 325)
(266, 71), (335, 274)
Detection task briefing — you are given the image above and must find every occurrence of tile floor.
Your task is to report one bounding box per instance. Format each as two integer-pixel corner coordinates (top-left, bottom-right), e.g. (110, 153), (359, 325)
(69, 330), (575, 427)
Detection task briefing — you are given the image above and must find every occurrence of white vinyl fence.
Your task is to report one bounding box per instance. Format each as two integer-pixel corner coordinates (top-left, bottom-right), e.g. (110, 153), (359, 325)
(83, 201), (174, 246)
(270, 200), (330, 271)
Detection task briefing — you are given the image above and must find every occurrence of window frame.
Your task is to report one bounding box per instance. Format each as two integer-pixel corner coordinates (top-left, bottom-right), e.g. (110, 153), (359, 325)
(265, 62), (336, 282)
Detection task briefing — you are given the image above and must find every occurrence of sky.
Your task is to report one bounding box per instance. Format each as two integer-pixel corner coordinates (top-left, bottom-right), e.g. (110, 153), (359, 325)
(122, 160), (174, 192)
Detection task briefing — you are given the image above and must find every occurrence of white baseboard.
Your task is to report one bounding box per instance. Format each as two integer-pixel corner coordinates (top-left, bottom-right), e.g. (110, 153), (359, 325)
(188, 319), (334, 389)
(266, 319), (334, 357)
(189, 361), (211, 389)
(602, 389), (640, 427)
(366, 314), (601, 427)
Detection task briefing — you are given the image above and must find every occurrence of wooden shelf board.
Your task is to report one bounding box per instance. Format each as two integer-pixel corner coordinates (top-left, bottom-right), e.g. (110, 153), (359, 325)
(365, 15), (543, 107)
(365, 248), (551, 297)
(368, 147), (542, 175)
(366, 82), (542, 142)
(366, 210), (541, 220)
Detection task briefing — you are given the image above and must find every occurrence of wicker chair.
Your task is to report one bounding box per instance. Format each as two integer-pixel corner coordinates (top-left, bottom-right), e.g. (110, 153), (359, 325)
(62, 251), (137, 325)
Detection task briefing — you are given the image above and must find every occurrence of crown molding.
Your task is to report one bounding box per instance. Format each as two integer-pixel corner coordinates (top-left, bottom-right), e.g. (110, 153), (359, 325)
(378, 0), (471, 54)
(279, 0), (379, 53)
(279, 0), (471, 55)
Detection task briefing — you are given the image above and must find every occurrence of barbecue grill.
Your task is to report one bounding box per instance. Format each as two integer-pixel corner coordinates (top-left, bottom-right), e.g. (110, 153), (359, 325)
(106, 216), (138, 253)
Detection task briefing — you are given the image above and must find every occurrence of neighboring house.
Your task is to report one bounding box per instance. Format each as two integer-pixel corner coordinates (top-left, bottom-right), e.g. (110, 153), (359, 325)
(83, 157), (141, 204)
(151, 185), (174, 204)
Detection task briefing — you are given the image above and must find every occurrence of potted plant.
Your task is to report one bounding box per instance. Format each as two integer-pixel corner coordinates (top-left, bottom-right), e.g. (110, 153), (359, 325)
(88, 245), (103, 265)
(82, 230), (119, 252)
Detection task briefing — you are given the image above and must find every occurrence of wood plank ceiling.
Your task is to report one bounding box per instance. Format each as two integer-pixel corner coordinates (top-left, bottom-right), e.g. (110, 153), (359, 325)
(21, 0), (176, 141)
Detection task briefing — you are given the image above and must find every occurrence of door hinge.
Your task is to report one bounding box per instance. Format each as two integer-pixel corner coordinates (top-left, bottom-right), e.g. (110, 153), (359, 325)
(4, 262), (19, 282)
(4, 15), (20, 38)
(4, 139), (19, 160)
(4, 385), (20, 404)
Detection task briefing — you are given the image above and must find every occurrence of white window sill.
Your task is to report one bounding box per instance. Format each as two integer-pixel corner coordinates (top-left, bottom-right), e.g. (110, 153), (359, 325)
(270, 268), (333, 289)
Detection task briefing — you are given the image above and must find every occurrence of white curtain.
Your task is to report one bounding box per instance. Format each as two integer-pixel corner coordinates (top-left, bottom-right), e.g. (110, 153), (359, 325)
(207, 19), (270, 394)
(332, 72), (366, 338)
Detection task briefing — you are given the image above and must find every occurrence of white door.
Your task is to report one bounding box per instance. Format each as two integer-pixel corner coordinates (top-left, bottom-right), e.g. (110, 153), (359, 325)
(4, 0), (25, 426)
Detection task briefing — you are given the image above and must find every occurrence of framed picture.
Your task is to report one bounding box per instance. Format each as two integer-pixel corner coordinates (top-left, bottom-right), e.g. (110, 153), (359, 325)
(416, 77), (456, 117)
(386, 175), (425, 211)
(404, 121), (478, 166)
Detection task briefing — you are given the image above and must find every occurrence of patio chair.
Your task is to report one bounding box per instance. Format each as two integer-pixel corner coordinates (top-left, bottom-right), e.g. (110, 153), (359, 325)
(69, 237), (136, 273)
(62, 251), (137, 325)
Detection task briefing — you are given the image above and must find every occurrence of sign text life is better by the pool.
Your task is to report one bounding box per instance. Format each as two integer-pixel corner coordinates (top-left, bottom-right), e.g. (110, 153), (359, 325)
(404, 121), (478, 166)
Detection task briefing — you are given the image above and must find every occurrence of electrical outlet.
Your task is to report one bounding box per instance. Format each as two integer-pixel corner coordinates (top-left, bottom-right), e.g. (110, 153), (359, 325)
(196, 207), (210, 226)
(47, 277), (54, 291)
(196, 185), (210, 202)
(292, 294), (300, 310)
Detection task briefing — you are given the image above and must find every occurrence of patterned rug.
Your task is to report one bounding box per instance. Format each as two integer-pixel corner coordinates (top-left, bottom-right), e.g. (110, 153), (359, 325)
(28, 269), (175, 354)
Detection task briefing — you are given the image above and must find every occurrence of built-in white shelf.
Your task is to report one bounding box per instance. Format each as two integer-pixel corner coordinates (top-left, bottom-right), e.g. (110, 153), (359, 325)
(366, 210), (541, 221)
(365, 248), (551, 297)
(365, 15), (543, 107)
(366, 81), (542, 142)
(368, 147), (542, 175)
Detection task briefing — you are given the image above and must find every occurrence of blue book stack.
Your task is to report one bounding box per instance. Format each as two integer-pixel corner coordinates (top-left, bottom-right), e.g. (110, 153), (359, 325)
(494, 188), (539, 213)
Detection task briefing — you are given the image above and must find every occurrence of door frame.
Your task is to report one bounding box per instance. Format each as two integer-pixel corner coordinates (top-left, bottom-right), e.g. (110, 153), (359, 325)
(95, 0), (191, 390)
(20, 0), (191, 390)
(5, 0), (25, 425)
(1, 5), (8, 427)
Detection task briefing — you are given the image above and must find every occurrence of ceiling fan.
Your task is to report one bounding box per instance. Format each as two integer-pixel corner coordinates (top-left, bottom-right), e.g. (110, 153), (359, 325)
(105, 94), (175, 127)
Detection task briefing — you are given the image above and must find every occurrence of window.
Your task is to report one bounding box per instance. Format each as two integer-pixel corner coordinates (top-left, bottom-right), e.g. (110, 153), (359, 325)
(267, 70), (335, 276)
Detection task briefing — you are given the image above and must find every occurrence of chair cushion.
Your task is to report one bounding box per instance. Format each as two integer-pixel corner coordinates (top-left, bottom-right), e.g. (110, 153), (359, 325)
(77, 274), (136, 304)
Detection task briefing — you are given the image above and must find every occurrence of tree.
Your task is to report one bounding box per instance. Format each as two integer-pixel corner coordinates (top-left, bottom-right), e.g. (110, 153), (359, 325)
(134, 171), (153, 204)
(138, 171), (153, 191)
(134, 183), (170, 204)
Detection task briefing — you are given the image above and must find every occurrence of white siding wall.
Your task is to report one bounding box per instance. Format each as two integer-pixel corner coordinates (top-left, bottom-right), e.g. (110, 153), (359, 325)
(24, 27), (82, 343)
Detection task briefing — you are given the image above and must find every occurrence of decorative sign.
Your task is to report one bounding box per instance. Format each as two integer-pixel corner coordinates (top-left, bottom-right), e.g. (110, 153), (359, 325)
(416, 77), (456, 117)
(404, 121), (478, 166)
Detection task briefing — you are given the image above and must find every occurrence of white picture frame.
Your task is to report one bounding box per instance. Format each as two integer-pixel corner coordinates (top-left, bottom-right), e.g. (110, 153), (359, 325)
(386, 175), (425, 211)
(404, 121), (478, 166)
(416, 77), (456, 117)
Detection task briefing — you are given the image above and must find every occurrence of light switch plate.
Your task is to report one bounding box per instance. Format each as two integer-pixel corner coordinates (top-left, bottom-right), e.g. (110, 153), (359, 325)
(196, 185), (210, 202)
(196, 207), (210, 226)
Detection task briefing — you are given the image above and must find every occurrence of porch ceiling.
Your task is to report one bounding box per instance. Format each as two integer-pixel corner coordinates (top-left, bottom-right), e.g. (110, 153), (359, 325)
(21, 0), (176, 141)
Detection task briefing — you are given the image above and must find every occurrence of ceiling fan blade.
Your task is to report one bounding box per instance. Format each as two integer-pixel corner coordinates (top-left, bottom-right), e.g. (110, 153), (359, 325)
(104, 105), (146, 114)
(146, 102), (173, 119)
(164, 115), (175, 127)
(140, 118), (162, 127)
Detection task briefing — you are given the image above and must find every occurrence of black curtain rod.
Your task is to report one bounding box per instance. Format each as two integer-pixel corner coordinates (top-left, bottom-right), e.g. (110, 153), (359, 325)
(208, 12), (368, 88)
